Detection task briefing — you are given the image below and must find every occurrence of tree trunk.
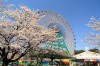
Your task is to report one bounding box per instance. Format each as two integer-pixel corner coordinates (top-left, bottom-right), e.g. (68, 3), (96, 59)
(51, 58), (53, 66)
(2, 61), (9, 66)
(36, 57), (39, 66)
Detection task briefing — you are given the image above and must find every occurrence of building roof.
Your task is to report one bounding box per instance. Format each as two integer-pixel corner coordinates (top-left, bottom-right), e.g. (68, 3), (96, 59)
(74, 51), (100, 59)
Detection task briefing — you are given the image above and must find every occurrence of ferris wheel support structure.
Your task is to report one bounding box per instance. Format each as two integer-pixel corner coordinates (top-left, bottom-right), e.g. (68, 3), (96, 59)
(38, 11), (76, 55)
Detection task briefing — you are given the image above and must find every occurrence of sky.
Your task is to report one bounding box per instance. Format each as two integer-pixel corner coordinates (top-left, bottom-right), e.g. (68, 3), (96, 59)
(5, 0), (100, 50)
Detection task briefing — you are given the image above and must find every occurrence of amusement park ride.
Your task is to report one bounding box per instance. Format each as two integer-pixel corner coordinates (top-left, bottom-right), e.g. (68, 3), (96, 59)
(38, 11), (76, 56)
(19, 11), (76, 66)
(30, 10), (76, 65)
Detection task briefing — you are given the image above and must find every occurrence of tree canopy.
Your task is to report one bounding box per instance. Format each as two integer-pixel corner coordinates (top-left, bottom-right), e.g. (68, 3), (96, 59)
(0, 4), (58, 66)
(84, 17), (100, 48)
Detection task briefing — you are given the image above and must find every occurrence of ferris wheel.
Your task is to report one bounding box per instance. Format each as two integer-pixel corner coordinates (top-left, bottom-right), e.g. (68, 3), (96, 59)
(38, 11), (75, 55)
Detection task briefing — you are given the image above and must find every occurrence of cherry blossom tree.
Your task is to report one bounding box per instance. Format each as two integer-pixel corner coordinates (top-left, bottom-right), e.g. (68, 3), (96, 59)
(0, 5), (57, 66)
(84, 17), (100, 48)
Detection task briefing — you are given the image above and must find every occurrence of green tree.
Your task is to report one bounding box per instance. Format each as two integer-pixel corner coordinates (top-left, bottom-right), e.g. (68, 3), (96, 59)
(89, 48), (100, 53)
(74, 50), (85, 54)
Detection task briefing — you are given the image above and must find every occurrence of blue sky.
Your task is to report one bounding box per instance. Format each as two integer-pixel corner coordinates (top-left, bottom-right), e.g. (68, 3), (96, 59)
(5, 0), (100, 50)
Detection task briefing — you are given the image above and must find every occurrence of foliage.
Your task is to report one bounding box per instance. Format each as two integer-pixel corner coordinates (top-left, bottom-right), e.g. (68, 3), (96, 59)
(84, 17), (100, 48)
(0, 5), (58, 66)
(74, 50), (85, 54)
(75, 48), (100, 55)
(89, 48), (100, 53)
